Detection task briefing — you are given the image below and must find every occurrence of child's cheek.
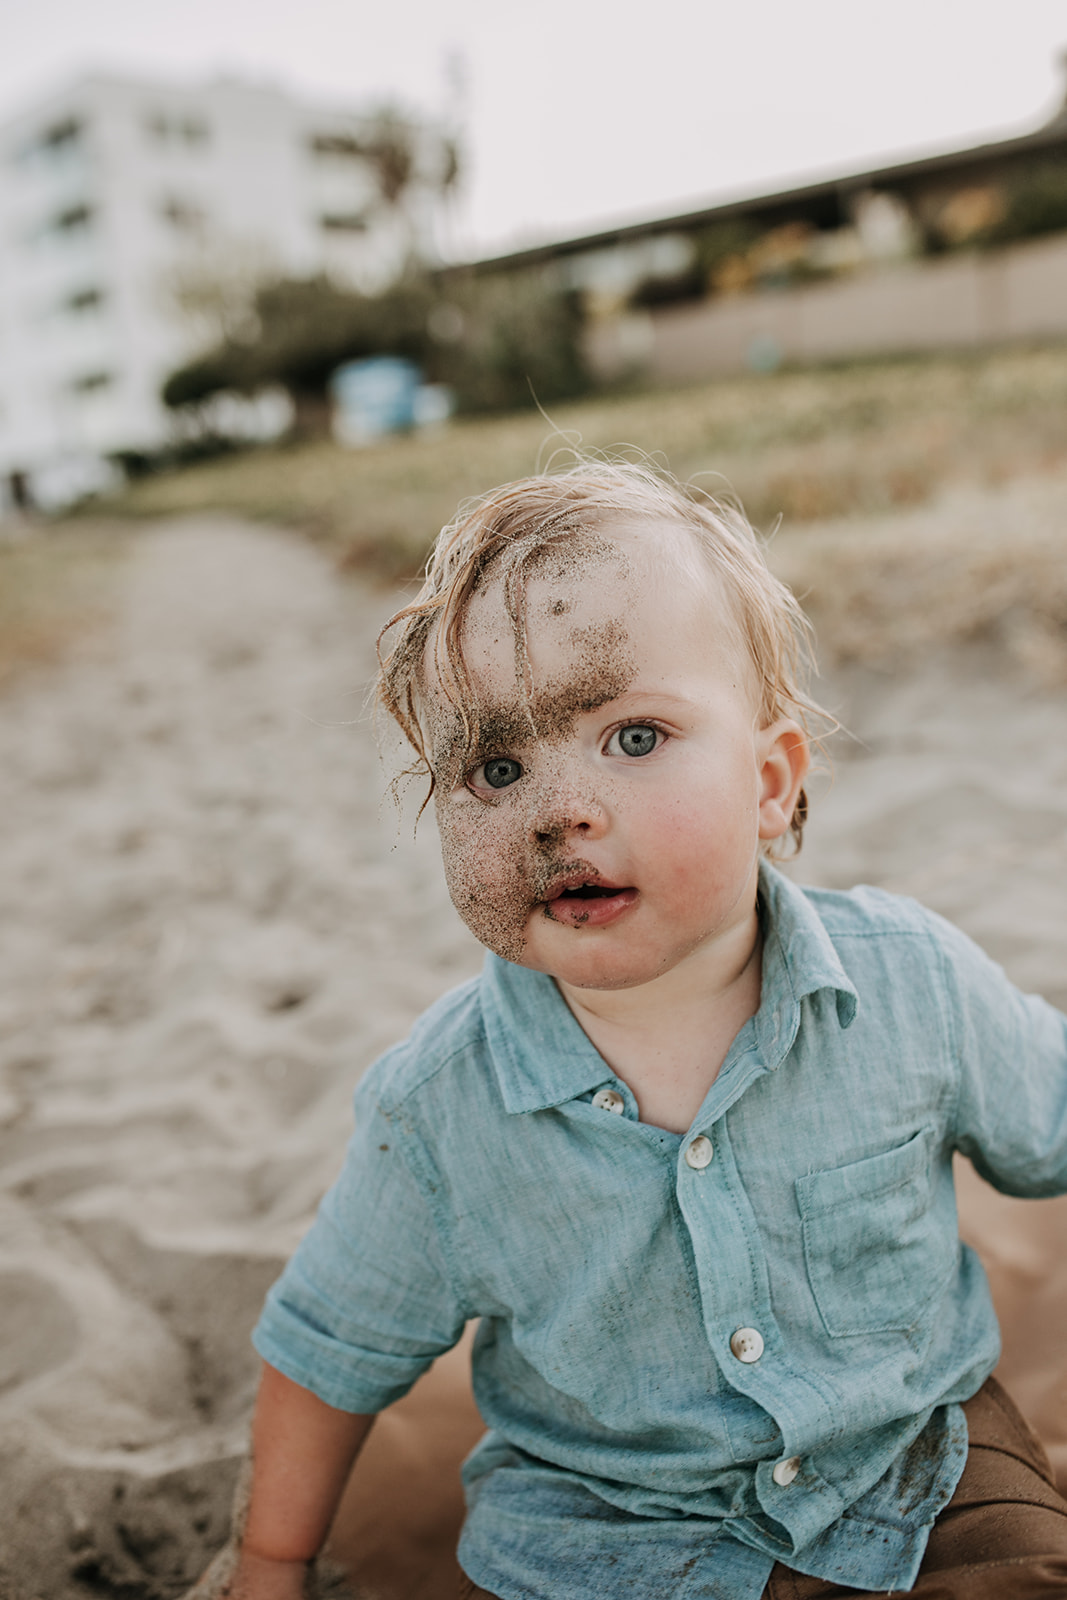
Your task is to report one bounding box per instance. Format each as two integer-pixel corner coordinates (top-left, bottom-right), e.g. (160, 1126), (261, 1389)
(435, 797), (531, 965)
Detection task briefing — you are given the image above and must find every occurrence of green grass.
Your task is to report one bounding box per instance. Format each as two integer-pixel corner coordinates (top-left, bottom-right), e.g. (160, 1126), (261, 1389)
(100, 344), (1067, 583)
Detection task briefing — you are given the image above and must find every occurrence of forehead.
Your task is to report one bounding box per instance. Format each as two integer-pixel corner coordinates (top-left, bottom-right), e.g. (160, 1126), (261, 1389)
(422, 517), (752, 749)
(457, 519), (742, 673)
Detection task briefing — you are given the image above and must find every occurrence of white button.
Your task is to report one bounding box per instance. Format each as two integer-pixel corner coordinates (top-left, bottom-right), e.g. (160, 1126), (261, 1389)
(729, 1327), (764, 1363)
(592, 1088), (625, 1115)
(772, 1455), (801, 1487)
(684, 1135), (714, 1169)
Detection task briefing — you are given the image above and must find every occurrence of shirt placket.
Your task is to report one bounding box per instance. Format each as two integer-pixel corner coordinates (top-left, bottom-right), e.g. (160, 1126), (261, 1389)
(676, 1045), (849, 1550)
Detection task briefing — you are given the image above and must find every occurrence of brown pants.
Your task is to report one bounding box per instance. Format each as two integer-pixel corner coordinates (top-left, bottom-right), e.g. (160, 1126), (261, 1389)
(458, 1379), (1067, 1598)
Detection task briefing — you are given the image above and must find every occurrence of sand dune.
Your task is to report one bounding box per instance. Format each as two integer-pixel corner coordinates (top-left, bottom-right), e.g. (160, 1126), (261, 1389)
(0, 515), (1064, 1599)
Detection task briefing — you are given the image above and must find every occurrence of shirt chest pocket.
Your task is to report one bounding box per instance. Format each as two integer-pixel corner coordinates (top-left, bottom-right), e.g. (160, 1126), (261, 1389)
(795, 1127), (955, 1337)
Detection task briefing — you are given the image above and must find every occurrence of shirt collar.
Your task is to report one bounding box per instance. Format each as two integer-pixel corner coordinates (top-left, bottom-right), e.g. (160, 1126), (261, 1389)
(480, 955), (612, 1115)
(755, 861), (858, 1066)
(479, 859), (859, 1115)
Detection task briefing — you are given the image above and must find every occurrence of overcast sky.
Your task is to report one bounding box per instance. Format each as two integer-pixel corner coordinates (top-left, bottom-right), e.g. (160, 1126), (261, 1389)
(4, 0), (1066, 255)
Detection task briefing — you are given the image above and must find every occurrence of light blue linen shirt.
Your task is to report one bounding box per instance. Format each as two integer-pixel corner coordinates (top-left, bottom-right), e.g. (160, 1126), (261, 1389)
(253, 864), (1067, 1599)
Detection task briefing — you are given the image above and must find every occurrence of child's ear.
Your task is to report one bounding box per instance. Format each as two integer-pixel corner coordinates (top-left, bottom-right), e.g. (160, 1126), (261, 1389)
(757, 720), (811, 842)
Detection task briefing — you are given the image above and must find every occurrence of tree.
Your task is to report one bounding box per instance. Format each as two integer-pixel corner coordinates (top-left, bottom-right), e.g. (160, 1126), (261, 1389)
(162, 275), (436, 436)
(162, 267), (591, 435)
(431, 271), (589, 414)
(359, 109), (417, 208)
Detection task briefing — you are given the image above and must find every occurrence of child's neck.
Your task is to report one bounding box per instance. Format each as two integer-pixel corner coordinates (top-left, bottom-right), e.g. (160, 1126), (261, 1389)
(555, 908), (763, 1136)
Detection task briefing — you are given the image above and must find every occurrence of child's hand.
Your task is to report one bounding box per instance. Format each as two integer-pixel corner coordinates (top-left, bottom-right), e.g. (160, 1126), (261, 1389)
(224, 1550), (310, 1600)
(182, 1367), (374, 1600)
(183, 1546), (310, 1600)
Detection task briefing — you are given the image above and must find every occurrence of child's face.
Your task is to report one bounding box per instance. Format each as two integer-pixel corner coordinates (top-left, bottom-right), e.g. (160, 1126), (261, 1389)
(428, 526), (806, 993)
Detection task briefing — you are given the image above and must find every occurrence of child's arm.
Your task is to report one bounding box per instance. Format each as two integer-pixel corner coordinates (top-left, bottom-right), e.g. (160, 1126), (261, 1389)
(228, 1362), (375, 1598)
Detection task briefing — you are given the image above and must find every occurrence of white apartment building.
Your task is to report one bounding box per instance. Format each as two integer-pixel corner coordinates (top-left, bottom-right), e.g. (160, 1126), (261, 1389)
(0, 75), (453, 510)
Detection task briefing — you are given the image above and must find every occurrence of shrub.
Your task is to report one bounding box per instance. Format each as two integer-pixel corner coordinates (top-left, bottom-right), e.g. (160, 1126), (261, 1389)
(993, 160), (1067, 244)
(162, 269), (591, 430)
(434, 272), (589, 413)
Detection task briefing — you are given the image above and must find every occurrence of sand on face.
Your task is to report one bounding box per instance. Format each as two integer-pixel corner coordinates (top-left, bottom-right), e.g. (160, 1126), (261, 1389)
(0, 510), (1064, 1599)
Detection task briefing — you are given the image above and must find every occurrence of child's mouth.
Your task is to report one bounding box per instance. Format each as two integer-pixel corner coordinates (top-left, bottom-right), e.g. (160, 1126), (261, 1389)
(542, 877), (637, 928)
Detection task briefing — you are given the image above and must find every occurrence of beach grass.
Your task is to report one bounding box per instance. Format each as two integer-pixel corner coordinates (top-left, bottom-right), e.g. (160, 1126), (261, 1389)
(773, 471), (1067, 684)
(100, 344), (1067, 582)
(0, 522), (128, 689)
(20, 341), (1067, 687)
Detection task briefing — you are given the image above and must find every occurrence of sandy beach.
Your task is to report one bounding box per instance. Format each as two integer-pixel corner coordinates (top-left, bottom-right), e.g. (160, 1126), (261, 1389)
(1, 509), (1065, 1599)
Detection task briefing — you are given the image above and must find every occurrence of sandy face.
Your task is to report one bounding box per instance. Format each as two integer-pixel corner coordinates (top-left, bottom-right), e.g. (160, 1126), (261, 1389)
(428, 525), (788, 990)
(431, 539), (638, 963)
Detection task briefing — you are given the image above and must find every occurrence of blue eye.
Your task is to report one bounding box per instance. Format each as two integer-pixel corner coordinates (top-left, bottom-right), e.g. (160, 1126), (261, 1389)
(480, 757), (523, 789)
(613, 725), (658, 758)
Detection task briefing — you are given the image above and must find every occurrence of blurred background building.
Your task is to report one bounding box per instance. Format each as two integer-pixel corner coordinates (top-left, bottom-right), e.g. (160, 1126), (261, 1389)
(471, 65), (1067, 385)
(3, 61), (1067, 512)
(0, 75), (455, 509)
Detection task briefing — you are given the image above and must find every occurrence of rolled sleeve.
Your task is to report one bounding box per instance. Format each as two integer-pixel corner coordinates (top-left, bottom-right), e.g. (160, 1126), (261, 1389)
(937, 912), (1067, 1195)
(253, 1074), (469, 1413)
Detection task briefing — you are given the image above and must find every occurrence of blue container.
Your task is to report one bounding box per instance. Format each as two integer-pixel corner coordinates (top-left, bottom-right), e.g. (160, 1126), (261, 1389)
(331, 357), (420, 443)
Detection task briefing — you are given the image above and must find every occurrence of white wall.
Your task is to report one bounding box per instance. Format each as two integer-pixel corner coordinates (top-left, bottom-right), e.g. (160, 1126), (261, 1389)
(586, 232), (1067, 384)
(0, 74), (449, 507)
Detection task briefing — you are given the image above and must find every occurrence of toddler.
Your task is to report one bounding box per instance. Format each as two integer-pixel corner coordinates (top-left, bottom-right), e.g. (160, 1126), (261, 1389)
(213, 463), (1067, 1598)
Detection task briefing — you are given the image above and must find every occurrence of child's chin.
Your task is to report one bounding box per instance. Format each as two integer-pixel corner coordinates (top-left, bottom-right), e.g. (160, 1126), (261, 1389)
(539, 948), (665, 992)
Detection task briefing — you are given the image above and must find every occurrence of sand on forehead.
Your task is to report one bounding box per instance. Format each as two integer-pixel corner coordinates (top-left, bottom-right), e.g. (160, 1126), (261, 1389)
(0, 515), (1064, 1600)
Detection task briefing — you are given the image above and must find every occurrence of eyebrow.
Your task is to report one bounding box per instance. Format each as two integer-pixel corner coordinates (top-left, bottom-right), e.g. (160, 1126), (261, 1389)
(466, 684), (695, 762)
(465, 701), (538, 763)
(530, 679), (627, 723)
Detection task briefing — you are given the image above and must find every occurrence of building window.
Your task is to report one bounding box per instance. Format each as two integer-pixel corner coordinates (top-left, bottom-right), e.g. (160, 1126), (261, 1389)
(320, 213), (368, 233)
(145, 112), (210, 147)
(309, 133), (364, 160)
(23, 117), (84, 162)
(159, 197), (207, 233)
(49, 203), (93, 237)
(66, 287), (104, 313)
(71, 371), (113, 394)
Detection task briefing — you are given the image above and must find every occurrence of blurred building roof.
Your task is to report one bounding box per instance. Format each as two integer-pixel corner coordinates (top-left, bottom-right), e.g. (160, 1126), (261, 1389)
(462, 84), (1067, 275)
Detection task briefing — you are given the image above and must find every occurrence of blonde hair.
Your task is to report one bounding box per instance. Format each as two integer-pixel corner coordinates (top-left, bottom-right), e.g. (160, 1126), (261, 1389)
(377, 459), (828, 853)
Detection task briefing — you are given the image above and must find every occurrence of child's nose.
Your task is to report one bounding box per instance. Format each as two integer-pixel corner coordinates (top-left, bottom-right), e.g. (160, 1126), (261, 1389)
(528, 780), (607, 848)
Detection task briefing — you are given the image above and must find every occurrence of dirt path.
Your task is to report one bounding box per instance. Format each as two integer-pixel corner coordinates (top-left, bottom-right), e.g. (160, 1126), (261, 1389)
(0, 518), (480, 1597)
(0, 516), (1065, 1598)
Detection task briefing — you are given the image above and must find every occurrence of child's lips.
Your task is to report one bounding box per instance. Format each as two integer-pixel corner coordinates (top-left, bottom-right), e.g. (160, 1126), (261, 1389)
(541, 876), (638, 929)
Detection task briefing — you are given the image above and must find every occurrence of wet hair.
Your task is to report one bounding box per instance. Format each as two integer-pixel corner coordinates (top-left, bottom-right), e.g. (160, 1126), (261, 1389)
(376, 459), (830, 853)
